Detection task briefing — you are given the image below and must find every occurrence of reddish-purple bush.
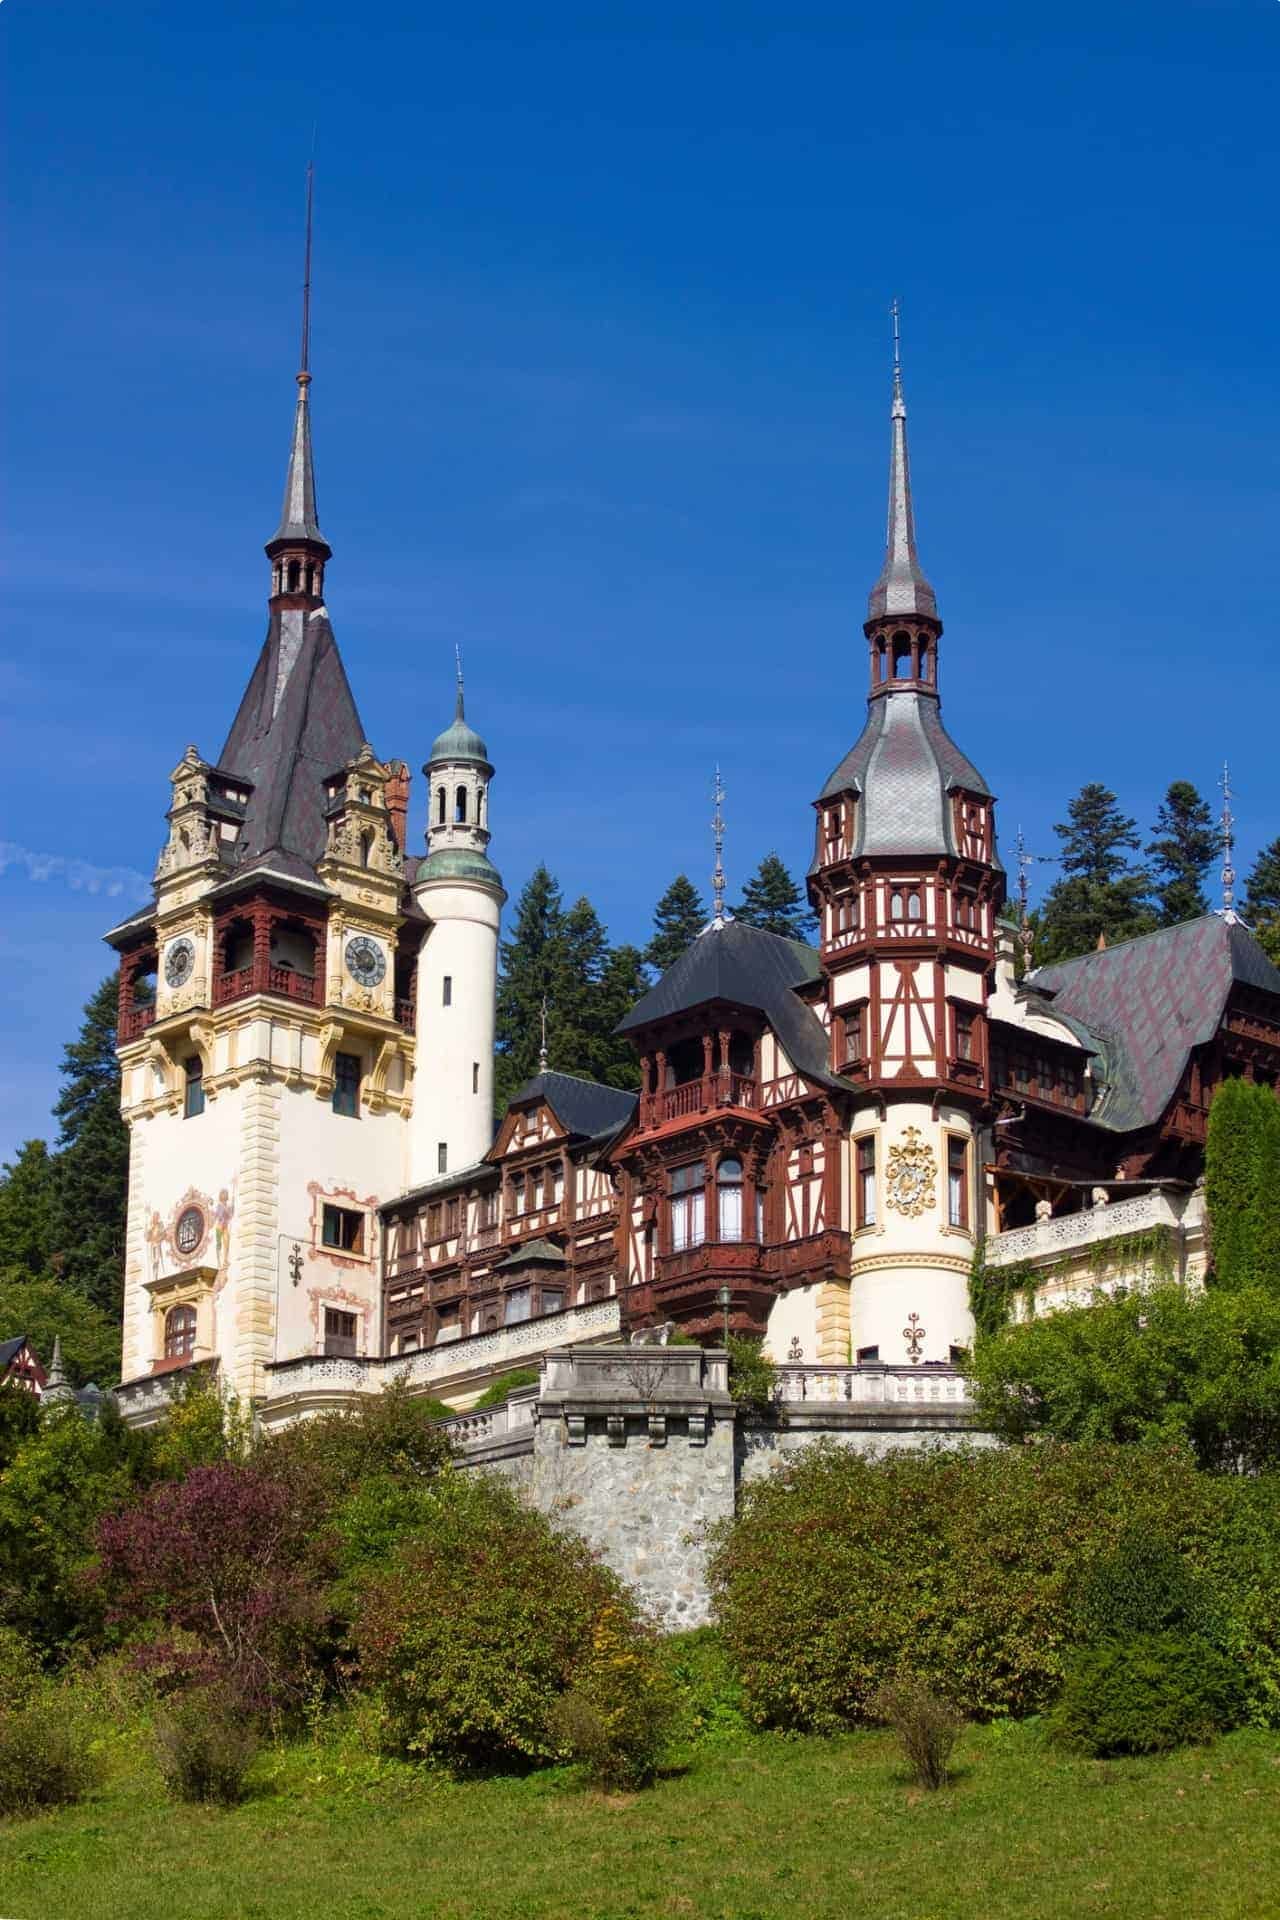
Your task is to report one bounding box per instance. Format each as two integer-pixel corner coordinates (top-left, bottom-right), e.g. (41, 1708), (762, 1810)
(94, 1462), (332, 1712)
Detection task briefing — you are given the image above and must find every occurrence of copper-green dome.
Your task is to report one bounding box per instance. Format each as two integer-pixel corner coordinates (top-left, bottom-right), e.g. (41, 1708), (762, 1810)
(427, 683), (491, 769)
(417, 846), (504, 889)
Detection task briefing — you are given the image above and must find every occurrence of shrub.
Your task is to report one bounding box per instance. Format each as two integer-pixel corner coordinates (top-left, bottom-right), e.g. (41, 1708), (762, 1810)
(661, 1626), (748, 1748)
(1052, 1633), (1246, 1756)
(708, 1442), (1280, 1730)
(1205, 1077), (1280, 1292)
(94, 1462), (333, 1711)
(547, 1603), (675, 1790)
(150, 1373), (250, 1481)
(353, 1472), (633, 1773)
(0, 1699), (100, 1815)
(870, 1677), (961, 1790)
(968, 1282), (1280, 1471)
(726, 1336), (778, 1419)
(254, 1379), (455, 1506)
(0, 1406), (135, 1655)
(1074, 1533), (1219, 1644)
(473, 1368), (540, 1410)
(154, 1686), (261, 1805)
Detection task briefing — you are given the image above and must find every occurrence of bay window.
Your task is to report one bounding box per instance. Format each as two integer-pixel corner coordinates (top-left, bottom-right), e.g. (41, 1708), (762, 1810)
(669, 1161), (706, 1252)
(716, 1158), (743, 1243)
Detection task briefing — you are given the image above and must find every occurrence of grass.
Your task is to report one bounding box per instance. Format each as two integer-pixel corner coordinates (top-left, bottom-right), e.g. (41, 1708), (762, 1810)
(3, 1719), (1279, 1920)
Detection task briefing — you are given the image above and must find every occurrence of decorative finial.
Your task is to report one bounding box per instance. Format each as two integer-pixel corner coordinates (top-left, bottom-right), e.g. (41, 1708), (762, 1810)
(890, 296), (904, 416)
(1219, 761), (1240, 924)
(538, 994), (549, 1073)
(1015, 826), (1034, 970)
(711, 767), (727, 929)
(299, 161), (314, 383)
(455, 645), (465, 721)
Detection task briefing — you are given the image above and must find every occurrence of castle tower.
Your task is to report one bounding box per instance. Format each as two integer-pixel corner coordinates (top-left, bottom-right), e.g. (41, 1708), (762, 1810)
(408, 665), (505, 1184)
(808, 315), (1004, 1363)
(106, 205), (417, 1411)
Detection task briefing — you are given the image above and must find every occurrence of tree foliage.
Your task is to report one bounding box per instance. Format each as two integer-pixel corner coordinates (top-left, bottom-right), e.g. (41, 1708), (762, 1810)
(1038, 784), (1154, 962)
(494, 865), (643, 1109)
(0, 1143), (56, 1280)
(0, 1272), (121, 1389)
(0, 1408), (136, 1655)
(968, 1283), (1280, 1471)
(1204, 1077), (1280, 1292)
(733, 853), (816, 942)
(646, 875), (707, 977)
(1146, 780), (1217, 926)
(1245, 835), (1280, 967)
(49, 978), (130, 1314)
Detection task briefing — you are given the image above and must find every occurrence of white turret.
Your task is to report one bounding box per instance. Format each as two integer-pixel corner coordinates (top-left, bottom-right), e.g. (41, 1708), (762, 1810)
(409, 669), (505, 1184)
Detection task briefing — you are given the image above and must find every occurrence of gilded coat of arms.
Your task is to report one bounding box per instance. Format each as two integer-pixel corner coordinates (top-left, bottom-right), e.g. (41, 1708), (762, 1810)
(885, 1126), (936, 1217)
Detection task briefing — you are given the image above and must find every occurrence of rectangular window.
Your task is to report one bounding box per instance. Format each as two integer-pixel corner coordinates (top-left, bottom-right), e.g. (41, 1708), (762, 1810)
(541, 1289), (564, 1317)
(669, 1161), (707, 1252)
(445, 1197), (460, 1236)
(845, 1003), (865, 1061)
(437, 1142), (448, 1175)
(321, 1203), (364, 1253)
(947, 1136), (969, 1229)
(503, 1287), (531, 1325)
(442, 975), (452, 1006)
(333, 1052), (361, 1118)
(183, 1056), (205, 1119)
(426, 1202), (442, 1240)
(954, 1008), (974, 1062)
(323, 1307), (358, 1357)
(856, 1137), (876, 1229)
(856, 1344), (880, 1365)
(473, 1062), (480, 1095)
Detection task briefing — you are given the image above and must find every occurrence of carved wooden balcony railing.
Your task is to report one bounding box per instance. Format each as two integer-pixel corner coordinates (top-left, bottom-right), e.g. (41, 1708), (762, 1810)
(643, 1075), (760, 1129)
(655, 1238), (764, 1284)
(213, 966), (254, 1006)
(119, 1004), (156, 1041)
(214, 965), (320, 1010)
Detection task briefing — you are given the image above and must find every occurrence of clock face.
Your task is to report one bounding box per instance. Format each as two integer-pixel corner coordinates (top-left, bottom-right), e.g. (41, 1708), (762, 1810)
(165, 937), (195, 988)
(344, 936), (386, 988)
(174, 1205), (205, 1257)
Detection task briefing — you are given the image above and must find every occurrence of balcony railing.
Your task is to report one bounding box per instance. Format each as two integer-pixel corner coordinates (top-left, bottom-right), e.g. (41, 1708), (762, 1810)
(119, 1003), (156, 1041)
(268, 964), (319, 1004)
(647, 1075), (759, 1128)
(984, 1188), (1197, 1269)
(396, 997), (416, 1032)
(213, 966), (254, 1006)
(214, 965), (318, 1009)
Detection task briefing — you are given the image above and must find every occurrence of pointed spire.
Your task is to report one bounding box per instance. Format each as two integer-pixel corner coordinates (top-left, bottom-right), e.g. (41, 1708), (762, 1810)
(269, 163), (330, 556)
(455, 644), (466, 721)
(710, 766), (728, 929)
(1218, 761), (1241, 925)
(867, 300), (937, 623)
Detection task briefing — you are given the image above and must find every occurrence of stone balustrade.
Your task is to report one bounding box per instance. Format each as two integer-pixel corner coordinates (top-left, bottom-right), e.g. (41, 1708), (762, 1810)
(983, 1187), (1198, 1269)
(773, 1363), (972, 1407)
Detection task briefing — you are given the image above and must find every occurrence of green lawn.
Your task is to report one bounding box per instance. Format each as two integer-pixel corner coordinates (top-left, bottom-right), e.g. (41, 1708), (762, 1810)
(3, 1722), (1279, 1920)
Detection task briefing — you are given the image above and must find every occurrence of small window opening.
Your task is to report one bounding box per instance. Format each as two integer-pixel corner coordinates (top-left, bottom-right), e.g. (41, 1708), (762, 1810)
(323, 1307), (359, 1357)
(947, 1136), (969, 1229)
(856, 1344), (880, 1365)
(286, 560), (300, 593)
(164, 1304), (197, 1362)
(436, 786), (446, 825)
(183, 1056), (205, 1119)
(856, 1137), (876, 1229)
(333, 1052), (362, 1118)
(321, 1203), (365, 1253)
(472, 1062), (480, 1095)
(437, 1142), (448, 1174)
(455, 785), (468, 824)
(892, 632), (912, 679)
(442, 975), (452, 1007)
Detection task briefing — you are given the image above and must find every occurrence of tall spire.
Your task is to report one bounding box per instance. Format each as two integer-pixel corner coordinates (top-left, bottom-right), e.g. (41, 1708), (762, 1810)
(269, 163), (330, 562)
(1219, 761), (1241, 925)
(455, 644), (466, 721)
(867, 300), (937, 623)
(710, 766), (728, 929)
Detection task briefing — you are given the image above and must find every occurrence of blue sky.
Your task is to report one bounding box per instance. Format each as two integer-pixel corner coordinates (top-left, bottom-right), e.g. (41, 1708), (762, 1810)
(4, 1), (1279, 1162)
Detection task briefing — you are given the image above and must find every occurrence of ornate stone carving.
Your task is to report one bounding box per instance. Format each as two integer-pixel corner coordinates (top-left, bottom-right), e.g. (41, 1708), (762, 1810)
(885, 1126), (937, 1217)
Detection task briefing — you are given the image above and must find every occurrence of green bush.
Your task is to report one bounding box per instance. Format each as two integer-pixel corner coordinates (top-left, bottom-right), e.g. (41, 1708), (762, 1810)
(1052, 1633), (1246, 1755)
(154, 1687), (261, 1805)
(353, 1473), (635, 1773)
(707, 1442), (1280, 1730)
(1205, 1077), (1280, 1292)
(870, 1676), (961, 1790)
(661, 1626), (748, 1748)
(547, 1602), (675, 1790)
(254, 1378), (455, 1507)
(726, 1336), (778, 1419)
(0, 1660), (100, 1816)
(1075, 1533), (1219, 1644)
(472, 1368), (540, 1411)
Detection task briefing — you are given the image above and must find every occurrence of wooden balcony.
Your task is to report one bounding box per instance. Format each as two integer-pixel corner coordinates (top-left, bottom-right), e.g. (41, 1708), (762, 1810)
(642, 1074), (759, 1130)
(655, 1237), (764, 1284)
(119, 1003), (156, 1041)
(213, 965), (319, 1010)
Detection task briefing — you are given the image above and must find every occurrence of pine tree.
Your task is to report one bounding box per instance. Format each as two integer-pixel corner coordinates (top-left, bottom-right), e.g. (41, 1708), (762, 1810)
(1245, 836), (1280, 967)
(1038, 785), (1154, 963)
(494, 865), (566, 1112)
(645, 875), (706, 977)
(0, 1140), (56, 1279)
(733, 853), (816, 942)
(1146, 780), (1217, 926)
(1204, 1078), (1280, 1291)
(49, 977), (129, 1314)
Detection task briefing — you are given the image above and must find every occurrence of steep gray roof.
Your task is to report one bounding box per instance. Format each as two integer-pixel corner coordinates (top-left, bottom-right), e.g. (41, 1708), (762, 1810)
(867, 357), (937, 621)
(1030, 915), (1280, 1133)
(507, 1070), (638, 1142)
(617, 920), (846, 1093)
(816, 691), (1000, 867)
(270, 375), (327, 550)
(218, 607), (366, 879)
(0, 1335), (30, 1371)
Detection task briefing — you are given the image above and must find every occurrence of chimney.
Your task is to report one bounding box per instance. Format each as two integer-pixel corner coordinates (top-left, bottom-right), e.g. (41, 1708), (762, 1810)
(385, 762), (411, 852)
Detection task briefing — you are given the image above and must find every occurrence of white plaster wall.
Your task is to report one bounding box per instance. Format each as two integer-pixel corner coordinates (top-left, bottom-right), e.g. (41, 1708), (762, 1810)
(763, 1282), (822, 1364)
(410, 880), (501, 1185)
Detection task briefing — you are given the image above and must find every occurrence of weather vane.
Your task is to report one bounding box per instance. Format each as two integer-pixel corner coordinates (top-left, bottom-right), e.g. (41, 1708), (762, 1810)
(299, 161), (314, 378)
(1219, 762), (1240, 924)
(711, 767), (727, 928)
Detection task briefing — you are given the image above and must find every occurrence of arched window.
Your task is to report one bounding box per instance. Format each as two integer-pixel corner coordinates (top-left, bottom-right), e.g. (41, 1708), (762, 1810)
(359, 830), (374, 869)
(436, 786), (446, 826)
(918, 642), (930, 682)
(669, 1161), (706, 1252)
(164, 1304), (196, 1361)
(717, 1157), (743, 1243)
(906, 889), (922, 923)
(877, 641), (889, 684)
(892, 632), (912, 679)
(286, 560), (300, 593)
(890, 889), (904, 923)
(305, 565), (315, 595)
(455, 785), (468, 824)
